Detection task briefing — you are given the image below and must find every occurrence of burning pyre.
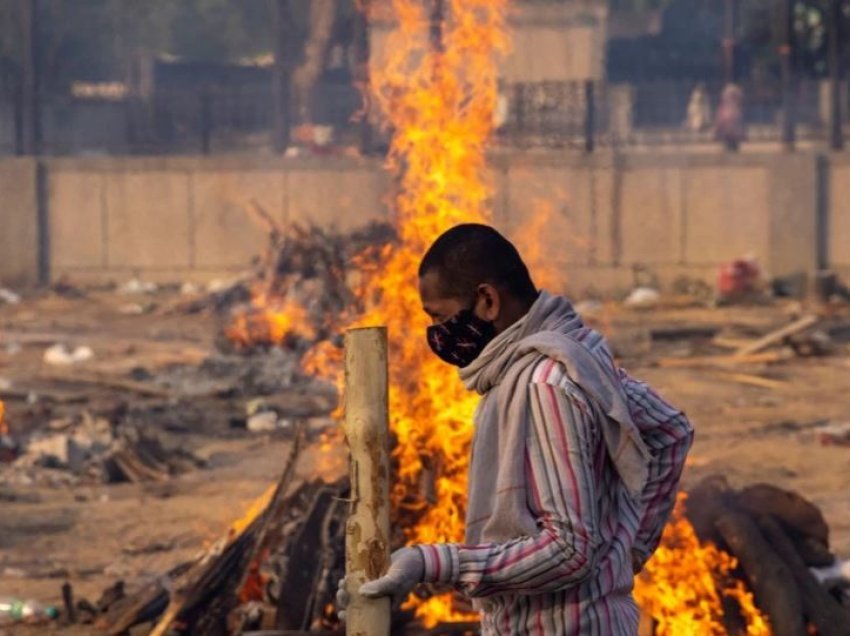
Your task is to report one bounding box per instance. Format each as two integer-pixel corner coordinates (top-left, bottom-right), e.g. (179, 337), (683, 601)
(633, 494), (769, 635)
(230, 0), (509, 624)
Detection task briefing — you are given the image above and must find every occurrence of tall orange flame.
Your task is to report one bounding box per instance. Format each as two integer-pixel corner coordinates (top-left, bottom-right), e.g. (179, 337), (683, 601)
(304, 0), (509, 624)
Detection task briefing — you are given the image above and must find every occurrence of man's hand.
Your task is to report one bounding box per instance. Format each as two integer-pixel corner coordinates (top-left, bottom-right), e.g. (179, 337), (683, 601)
(359, 547), (424, 607)
(335, 576), (350, 621)
(335, 547), (425, 621)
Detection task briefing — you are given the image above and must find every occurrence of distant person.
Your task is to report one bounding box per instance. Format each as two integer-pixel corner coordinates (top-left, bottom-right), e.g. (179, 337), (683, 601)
(685, 83), (712, 132)
(714, 84), (745, 152)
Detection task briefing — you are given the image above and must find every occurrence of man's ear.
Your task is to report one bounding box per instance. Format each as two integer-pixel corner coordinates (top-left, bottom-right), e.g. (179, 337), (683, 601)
(475, 283), (501, 322)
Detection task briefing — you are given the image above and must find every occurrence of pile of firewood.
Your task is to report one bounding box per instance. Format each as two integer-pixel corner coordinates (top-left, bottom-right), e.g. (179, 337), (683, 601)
(66, 465), (850, 635)
(68, 428), (352, 635)
(686, 475), (850, 635)
(67, 422), (471, 636)
(219, 203), (396, 352)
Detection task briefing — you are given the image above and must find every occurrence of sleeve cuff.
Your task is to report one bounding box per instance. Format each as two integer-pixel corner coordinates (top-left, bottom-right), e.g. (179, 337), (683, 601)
(416, 543), (459, 584)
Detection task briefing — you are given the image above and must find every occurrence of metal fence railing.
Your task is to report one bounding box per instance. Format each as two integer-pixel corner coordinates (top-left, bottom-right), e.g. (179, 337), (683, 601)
(0, 77), (844, 156)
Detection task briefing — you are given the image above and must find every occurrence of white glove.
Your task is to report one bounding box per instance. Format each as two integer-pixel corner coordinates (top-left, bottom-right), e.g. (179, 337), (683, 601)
(335, 576), (350, 621)
(335, 547), (424, 619)
(362, 547), (425, 608)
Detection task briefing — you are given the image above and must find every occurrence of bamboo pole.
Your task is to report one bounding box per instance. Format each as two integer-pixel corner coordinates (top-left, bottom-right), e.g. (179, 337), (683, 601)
(343, 327), (391, 636)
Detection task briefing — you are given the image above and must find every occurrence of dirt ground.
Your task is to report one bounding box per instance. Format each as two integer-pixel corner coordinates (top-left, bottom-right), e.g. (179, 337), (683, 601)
(1, 288), (848, 633)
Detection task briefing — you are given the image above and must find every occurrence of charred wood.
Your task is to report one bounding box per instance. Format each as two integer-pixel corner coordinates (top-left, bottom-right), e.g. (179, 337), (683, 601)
(755, 515), (850, 635)
(715, 511), (805, 636)
(734, 483), (832, 566)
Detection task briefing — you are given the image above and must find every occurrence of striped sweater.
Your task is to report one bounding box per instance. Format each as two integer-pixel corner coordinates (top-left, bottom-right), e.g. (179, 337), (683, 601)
(418, 338), (693, 635)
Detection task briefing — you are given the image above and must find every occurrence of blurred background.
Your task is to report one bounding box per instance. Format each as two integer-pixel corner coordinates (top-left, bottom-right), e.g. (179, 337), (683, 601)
(1, 0), (849, 156)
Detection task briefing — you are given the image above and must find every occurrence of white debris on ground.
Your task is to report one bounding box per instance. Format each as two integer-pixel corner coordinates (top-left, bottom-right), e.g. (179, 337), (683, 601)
(42, 344), (94, 366)
(117, 278), (158, 295)
(0, 288), (21, 304)
(623, 286), (661, 308)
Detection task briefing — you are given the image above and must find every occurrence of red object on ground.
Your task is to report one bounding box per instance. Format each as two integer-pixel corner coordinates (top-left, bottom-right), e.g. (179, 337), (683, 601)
(718, 258), (761, 298)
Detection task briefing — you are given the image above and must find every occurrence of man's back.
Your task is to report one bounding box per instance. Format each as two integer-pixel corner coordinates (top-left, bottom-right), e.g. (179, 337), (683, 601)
(453, 325), (693, 635)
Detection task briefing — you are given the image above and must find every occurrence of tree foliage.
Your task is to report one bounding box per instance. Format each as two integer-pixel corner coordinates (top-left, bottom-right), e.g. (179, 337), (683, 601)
(608, 0), (850, 81)
(0, 0), (284, 89)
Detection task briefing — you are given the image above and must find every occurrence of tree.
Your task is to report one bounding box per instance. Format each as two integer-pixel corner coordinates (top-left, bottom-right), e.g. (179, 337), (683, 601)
(608, 0), (850, 82)
(0, 0), (280, 92)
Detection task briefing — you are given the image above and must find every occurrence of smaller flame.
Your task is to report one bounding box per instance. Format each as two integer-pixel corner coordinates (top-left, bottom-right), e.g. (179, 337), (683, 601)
(230, 484), (275, 537)
(0, 401), (6, 437)
(404, 594), (473, 630)
(226, 292), (316, 348)
(633, 493), (770, 635)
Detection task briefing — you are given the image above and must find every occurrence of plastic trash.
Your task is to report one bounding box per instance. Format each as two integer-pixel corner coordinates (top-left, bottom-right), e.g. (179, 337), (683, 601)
(810, 559), (850, 585)
(0, 597), (59, 625)
(118, 278), (158, 294)
(623, 287), (660, 308)
(43, 344), (94, 366)
(0, 288), (20, 304)
(717, 257), (761, 300)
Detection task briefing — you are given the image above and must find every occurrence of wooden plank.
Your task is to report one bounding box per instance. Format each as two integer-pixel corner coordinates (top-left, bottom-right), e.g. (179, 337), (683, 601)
(708, 371), (789, 390)
(711, 335), (756, 350)
(734, 315), (819, 357)
(39, 370), (176, 398)
(656, 351), (788, 368)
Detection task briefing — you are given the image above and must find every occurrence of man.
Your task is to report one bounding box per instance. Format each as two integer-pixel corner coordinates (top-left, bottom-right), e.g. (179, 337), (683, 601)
(341, 224), (693, 634)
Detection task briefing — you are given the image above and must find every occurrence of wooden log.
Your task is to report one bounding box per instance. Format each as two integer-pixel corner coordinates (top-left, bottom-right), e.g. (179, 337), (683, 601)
(711, 335), (756, 350)
(39, 370), (176, 398)
(714, 512), (805, 636)
(343, 327), (391, 636)
(735, 483), (831, 561)
(734, 314), (819, 357)
(276, 484), (337, 629)
(656, 351), (788, 368)
(684, 475), (736, 544)
(706, 371), (789, 390)
(238, 422), (306, 592)
(150, 432), (307, 636)
(756, 515), (850, 635)
(62, 582), (76, 624)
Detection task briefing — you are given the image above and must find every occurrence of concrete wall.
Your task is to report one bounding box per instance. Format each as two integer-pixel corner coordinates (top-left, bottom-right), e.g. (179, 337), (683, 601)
(1, 151), (846, 295)
(45, 156), (390, 283)
(828, 156), (850, 279)
(491, 152), (825, 295)
(0, 158), (39, 286)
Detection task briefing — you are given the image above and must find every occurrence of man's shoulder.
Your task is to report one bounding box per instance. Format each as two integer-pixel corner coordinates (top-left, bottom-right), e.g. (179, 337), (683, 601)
(529, 355), (570, 385)
(527, 328), (617, 383)
(527, 356), (598, 418)
(528, 356), (590, 401)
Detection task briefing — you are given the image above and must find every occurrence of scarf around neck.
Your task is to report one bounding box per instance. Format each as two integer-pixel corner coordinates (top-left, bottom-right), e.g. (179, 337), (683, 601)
(458, 291), (650, 544)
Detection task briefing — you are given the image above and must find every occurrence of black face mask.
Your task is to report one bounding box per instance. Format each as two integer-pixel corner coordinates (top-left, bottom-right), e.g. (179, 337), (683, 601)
(426, 307), (496, 368)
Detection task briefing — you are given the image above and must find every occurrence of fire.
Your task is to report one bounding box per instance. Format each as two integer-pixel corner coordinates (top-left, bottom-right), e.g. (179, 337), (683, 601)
(325, 0), (508, 626)
(230, 484), (276, 537)
(513, 200), (558, 291)
(633, 493), (770, 635)
(0, 400), (6, 437)
(226, 292), (316, 348)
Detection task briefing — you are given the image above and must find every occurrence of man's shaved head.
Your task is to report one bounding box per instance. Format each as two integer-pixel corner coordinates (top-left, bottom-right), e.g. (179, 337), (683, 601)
(418, 224), (537, 302)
